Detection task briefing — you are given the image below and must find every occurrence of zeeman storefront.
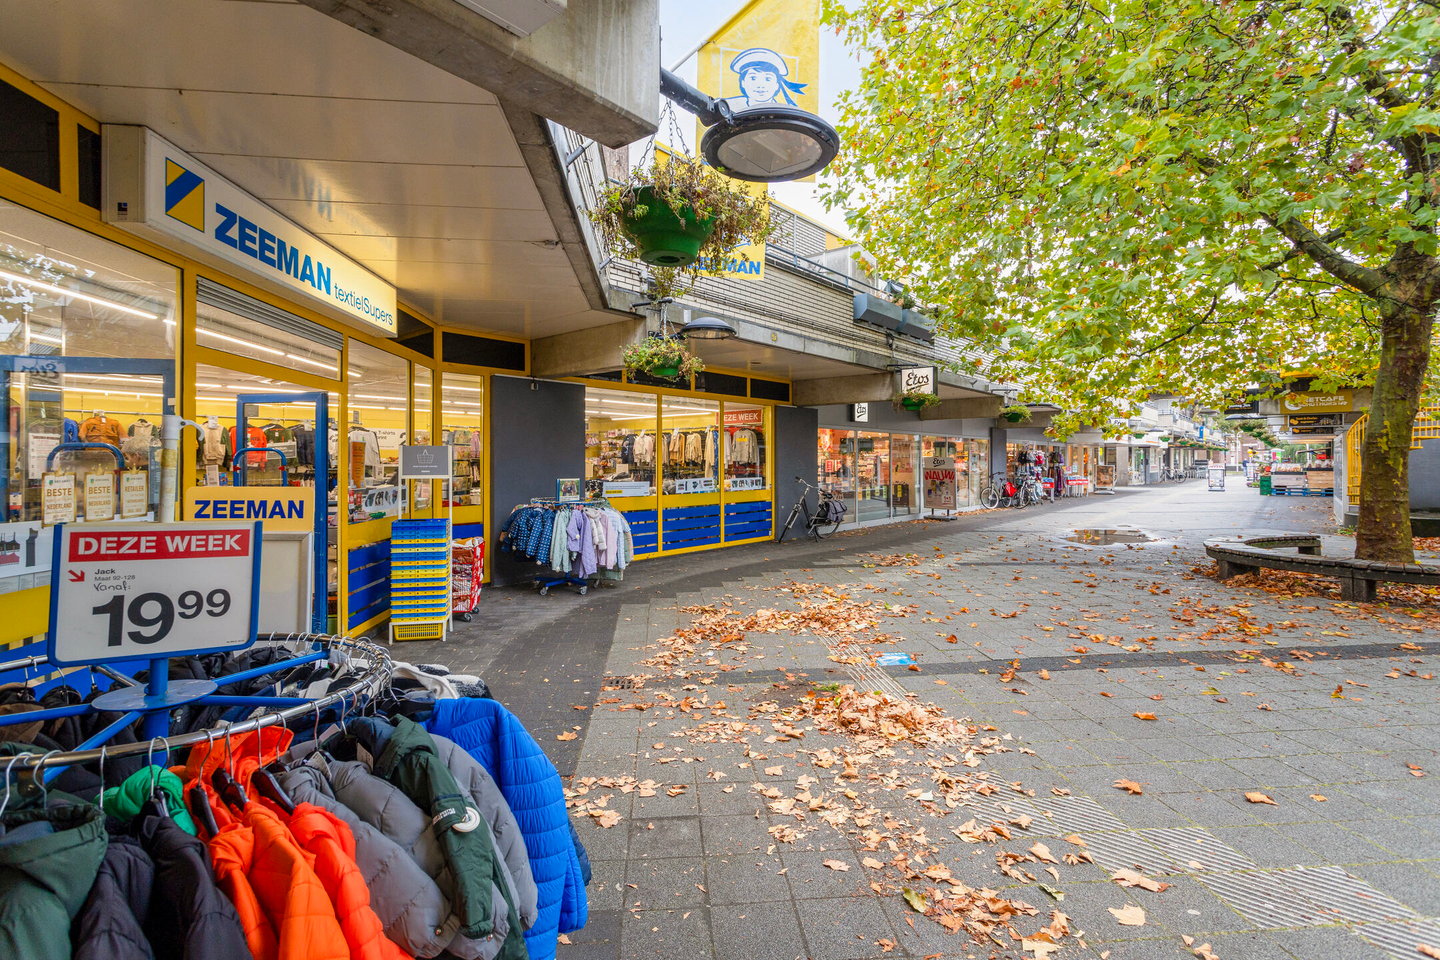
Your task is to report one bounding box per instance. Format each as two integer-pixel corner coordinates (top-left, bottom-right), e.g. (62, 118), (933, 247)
(0, 67), (789, 650)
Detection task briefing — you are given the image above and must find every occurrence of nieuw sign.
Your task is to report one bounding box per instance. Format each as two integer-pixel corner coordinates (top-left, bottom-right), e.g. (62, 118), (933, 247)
(103, 125), (396, 335)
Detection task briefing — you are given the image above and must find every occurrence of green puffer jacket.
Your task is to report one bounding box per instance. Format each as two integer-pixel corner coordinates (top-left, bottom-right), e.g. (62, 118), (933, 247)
(0, 798), (108, 960)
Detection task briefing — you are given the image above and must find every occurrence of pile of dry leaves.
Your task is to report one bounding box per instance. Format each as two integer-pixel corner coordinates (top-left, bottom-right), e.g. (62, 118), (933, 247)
(789, 684), (963, 747)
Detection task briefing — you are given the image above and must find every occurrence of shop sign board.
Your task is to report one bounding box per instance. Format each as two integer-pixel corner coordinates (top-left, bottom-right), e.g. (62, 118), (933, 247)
(184, 487), (312, 532)
(398, 445), (453, 479)
(84, 474), (116, 522)
(48, 520), (261, 666)
(119, 472), (149, 518)
(850, 402), (869, 423)
(102, 125), (396, 335)
(923, 456), (956, 510)
(1287, 414), (1343, 428)
(42, 473), (77, 525)
(898, 366), (937, 395)
(728, 477), (766, 491)
(1280, 389), (1356, 415)
(602, 481), (652, 498)
(723, 408), (764, 426)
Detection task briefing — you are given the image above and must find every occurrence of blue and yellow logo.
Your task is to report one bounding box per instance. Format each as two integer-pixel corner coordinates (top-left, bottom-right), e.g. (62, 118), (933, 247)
(164, 159), (205, 232)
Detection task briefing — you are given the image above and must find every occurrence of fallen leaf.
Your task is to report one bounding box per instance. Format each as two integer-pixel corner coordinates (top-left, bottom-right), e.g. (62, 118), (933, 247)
(901, 887), (929, 913)
(1108, 904), (1146, 926)
(822, 859), (850, 872)
(861, 857), (886, 869)
(1030, 842), (1059, 864)
(1331, 685), (1345, 699)
(1038, 669), (1051, 680)
(1038, 881), (1065, 901)
(877, 937), (896, 953)
(1113, 779), (1145, 795)
(591, 809), (621, 828)
(1311, 794), (1328, 802)
(1244, 791), (1277, 805)
(1112, 868), (1169, 892)
(1418, 945), (1440, 959)
(557, 934), (572, 945)
(763, 765), (784, 776)
(1022, 938), (1062, 958)
(1132, 712), (1158, 721)
(555, 731), (578, 741)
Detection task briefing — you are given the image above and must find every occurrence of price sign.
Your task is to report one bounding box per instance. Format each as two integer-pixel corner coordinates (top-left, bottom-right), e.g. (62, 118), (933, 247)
(48, 521), (261, 666)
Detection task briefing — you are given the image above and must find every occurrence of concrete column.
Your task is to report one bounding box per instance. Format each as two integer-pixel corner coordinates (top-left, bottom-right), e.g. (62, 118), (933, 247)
(989, 427), (1008, 477)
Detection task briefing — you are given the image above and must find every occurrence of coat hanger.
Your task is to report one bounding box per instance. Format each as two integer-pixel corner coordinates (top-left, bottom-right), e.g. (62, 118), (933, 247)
(0, 752), (34, 818)
(187, 730), (219, 837)
(211, 723), (247, 809)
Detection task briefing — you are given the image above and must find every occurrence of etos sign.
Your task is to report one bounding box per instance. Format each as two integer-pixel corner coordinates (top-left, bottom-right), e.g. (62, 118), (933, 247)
(48, 521), (261, 666)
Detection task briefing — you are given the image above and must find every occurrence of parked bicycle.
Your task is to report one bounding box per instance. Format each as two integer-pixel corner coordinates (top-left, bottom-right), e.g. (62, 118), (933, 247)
(981, 472), (1019, 509)
(776, 477), (847, 542)
(1160, 466), (1190, 483)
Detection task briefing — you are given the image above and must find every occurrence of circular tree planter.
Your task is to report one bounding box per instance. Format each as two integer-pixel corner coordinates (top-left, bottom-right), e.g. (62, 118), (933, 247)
(620, 187), (716, 266)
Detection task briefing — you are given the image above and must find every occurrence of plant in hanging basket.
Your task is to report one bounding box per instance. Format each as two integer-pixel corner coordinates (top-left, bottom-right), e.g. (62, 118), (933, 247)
(621, 334), (704, 381)
(591, 157), (774, 275)
(1000, 403), (1031, 423)
(894, 390), (941, 412)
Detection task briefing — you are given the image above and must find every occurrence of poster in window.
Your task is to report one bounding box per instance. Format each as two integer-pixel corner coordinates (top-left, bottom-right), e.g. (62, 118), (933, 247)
(119, 471), (149, 518)
(85, 473), (116, 522)
(43, 473), (77, 525)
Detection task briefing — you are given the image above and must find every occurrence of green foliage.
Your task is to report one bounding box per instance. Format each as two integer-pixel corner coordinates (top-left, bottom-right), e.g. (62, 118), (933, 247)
(591, 157), (774, 298)
(621, 335), (704, 381)
(1000, 402), (1032, 422)
(894, 389), (942, 409)
(821, 0), (1440, 417)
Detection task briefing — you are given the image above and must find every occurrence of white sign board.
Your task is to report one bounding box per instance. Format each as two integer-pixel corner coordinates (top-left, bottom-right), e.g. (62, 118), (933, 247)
(103, 125), (396, 334)
(48, 521), (261, 666)
(924, 455), (957, 510)
(851, 402), (869, 423)
(899, 366), (937, 395)
(399, 444), (453, 479)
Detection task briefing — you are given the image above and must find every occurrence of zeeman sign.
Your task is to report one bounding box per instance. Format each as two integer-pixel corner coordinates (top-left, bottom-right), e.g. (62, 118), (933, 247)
(183, 488), (312, 533)
(104, 125), (397, 335)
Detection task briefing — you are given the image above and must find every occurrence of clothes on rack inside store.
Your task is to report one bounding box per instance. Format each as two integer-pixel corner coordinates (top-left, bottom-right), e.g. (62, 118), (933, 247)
(0, 642), (588, 960)
(498, 501), (632, 580)
(349, 427), (381, 472)
(78, 414), (124, 449)
(726, 427), (759, 465)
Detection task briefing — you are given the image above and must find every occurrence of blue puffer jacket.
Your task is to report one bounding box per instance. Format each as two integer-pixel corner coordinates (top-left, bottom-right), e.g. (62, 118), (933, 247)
(426, 698), (588, 960)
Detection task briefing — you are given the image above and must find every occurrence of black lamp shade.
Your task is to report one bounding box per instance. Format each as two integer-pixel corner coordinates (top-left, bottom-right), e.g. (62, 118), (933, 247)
(701, 106), (840, 183)
(677, 316), (737, 339)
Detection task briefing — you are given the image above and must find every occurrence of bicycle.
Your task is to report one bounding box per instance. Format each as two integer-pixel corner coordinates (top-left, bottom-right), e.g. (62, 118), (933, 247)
(1017, 473), (1046, 506)
(981, 472), (1019, 509)
(776, 477), (845, 542)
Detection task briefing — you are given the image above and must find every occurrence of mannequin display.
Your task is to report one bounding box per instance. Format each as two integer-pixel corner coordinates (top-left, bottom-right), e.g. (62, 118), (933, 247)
(78, 410), (123, 449)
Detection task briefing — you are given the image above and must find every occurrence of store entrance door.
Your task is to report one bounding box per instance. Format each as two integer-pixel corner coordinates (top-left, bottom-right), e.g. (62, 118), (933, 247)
(235, 391), (330, 632)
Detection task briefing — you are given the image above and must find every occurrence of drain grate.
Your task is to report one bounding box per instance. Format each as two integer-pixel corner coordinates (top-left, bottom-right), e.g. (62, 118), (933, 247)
(1197, 870), (1330, 928)
(1032, 795), (1127, 833)
(1283, 866), (1420, 925)
(600, 675), (648, 691)
(1139, 827), (1257, 873)
(1350, 919), (1440, 958)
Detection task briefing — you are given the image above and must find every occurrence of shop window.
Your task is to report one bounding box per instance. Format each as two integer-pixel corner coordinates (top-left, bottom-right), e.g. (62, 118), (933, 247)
(0, 201), (177, 589)
(197, 279), (341, 377)
(855, 432), (891, 522)
(723, 402), (768, 492)
(585, 387), (655, 500)
(193, 363), (330, 488)
(749, 378), (790, 402)
(441, 331), (525, 371)
(346, 340), (408, 521)
(0, 80), (60, 192)
(662, 396), (719, 495)
(440, 372), (483, 508)
(817, 428), (855, 519)
(892, 434), (918, 516)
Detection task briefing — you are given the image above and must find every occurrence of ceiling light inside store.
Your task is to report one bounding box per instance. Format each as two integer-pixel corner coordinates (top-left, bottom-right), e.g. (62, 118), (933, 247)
(197, 327), (286, 356)
(0, 268), (160, 319)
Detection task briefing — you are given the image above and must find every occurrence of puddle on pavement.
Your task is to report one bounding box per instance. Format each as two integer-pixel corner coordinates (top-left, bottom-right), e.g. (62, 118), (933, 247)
(1064, 528), (1154, 545)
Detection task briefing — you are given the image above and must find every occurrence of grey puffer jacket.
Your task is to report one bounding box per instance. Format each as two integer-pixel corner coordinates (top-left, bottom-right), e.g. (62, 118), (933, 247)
(283, 744), (513, 960)
(429, 733), (539, 930)
(277, 760), (455, 958)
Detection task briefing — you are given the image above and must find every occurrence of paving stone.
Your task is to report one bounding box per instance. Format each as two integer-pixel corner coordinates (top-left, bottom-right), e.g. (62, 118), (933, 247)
(619, 906), (710, 959)
(706, 901), (810, 960)
(794, 897), (897, 960)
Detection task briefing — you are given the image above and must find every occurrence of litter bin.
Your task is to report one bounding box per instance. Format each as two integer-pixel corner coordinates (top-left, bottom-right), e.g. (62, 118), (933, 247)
(1258, 475), (1272, 495)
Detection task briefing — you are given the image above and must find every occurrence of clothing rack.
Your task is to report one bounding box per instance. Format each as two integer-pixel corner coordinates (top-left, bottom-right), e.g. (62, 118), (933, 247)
(507, 497), (617, 596)
(0, 632), (391, 788)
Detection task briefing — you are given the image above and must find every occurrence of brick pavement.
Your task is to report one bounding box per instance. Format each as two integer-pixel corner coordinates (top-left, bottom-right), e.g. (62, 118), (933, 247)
(404, 481), (1440, 959)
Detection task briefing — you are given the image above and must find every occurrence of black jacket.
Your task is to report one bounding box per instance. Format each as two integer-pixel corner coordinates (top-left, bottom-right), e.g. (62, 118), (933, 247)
(72, 832), (154, 960)
(136, 810), (253, 960)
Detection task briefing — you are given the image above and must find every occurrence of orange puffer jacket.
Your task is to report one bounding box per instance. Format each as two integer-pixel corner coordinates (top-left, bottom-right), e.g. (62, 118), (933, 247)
(209, 822), (280, 960)
(245, 803), (350, 960)
(284, 804), (411, 960)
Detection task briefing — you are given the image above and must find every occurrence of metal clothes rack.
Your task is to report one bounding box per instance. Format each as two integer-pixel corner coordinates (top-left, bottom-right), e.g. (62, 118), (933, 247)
(521, 497), (615, 597)
(0, 632), (391, 794)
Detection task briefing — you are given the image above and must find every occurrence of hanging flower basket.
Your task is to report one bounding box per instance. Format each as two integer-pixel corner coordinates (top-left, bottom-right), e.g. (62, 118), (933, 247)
(619, 186), (717, 266)
(592, 158), (774, 280)
(1131, 432), (1145, 439)
(894, 391), (941, 412)
(621, 335), (704, 382)
(1000, 403), (1031, 423)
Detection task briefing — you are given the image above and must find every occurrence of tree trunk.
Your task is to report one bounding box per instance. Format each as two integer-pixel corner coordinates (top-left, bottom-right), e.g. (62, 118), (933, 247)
(1355, 289), (1435, 563)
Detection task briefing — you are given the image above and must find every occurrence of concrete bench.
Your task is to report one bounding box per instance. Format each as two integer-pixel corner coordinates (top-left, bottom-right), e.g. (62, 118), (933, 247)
(1205, 535), (1440, 602)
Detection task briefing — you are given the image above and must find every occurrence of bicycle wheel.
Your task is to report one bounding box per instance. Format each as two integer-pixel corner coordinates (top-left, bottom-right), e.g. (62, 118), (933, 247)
(981, 485), (1001, 509)
(812, 514), (841, 539)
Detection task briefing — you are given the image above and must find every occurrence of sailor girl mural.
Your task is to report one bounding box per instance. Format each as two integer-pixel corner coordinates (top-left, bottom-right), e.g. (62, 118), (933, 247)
(722, 47), (808, 112)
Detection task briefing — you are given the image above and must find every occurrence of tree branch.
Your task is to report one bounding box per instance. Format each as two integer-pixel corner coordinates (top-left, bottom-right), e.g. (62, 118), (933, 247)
(1262, 215), (1388, 299)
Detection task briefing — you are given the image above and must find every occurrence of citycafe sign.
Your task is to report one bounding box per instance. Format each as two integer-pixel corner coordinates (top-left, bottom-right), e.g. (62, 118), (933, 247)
(102, 125), (397, 335)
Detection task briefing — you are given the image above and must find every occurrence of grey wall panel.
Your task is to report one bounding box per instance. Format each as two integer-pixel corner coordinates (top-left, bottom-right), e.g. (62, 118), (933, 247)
(1410, 442), (1440, 509)
(490, 376), (585, 585)
(775, 405), (819, 525)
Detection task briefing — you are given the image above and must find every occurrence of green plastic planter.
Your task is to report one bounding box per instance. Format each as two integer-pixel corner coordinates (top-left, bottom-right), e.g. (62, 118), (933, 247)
(649, 364), (680, 379)
(1005, 412), (1027, 423)
(620, 187), (716, 266)
(901, 396), (925, 411)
